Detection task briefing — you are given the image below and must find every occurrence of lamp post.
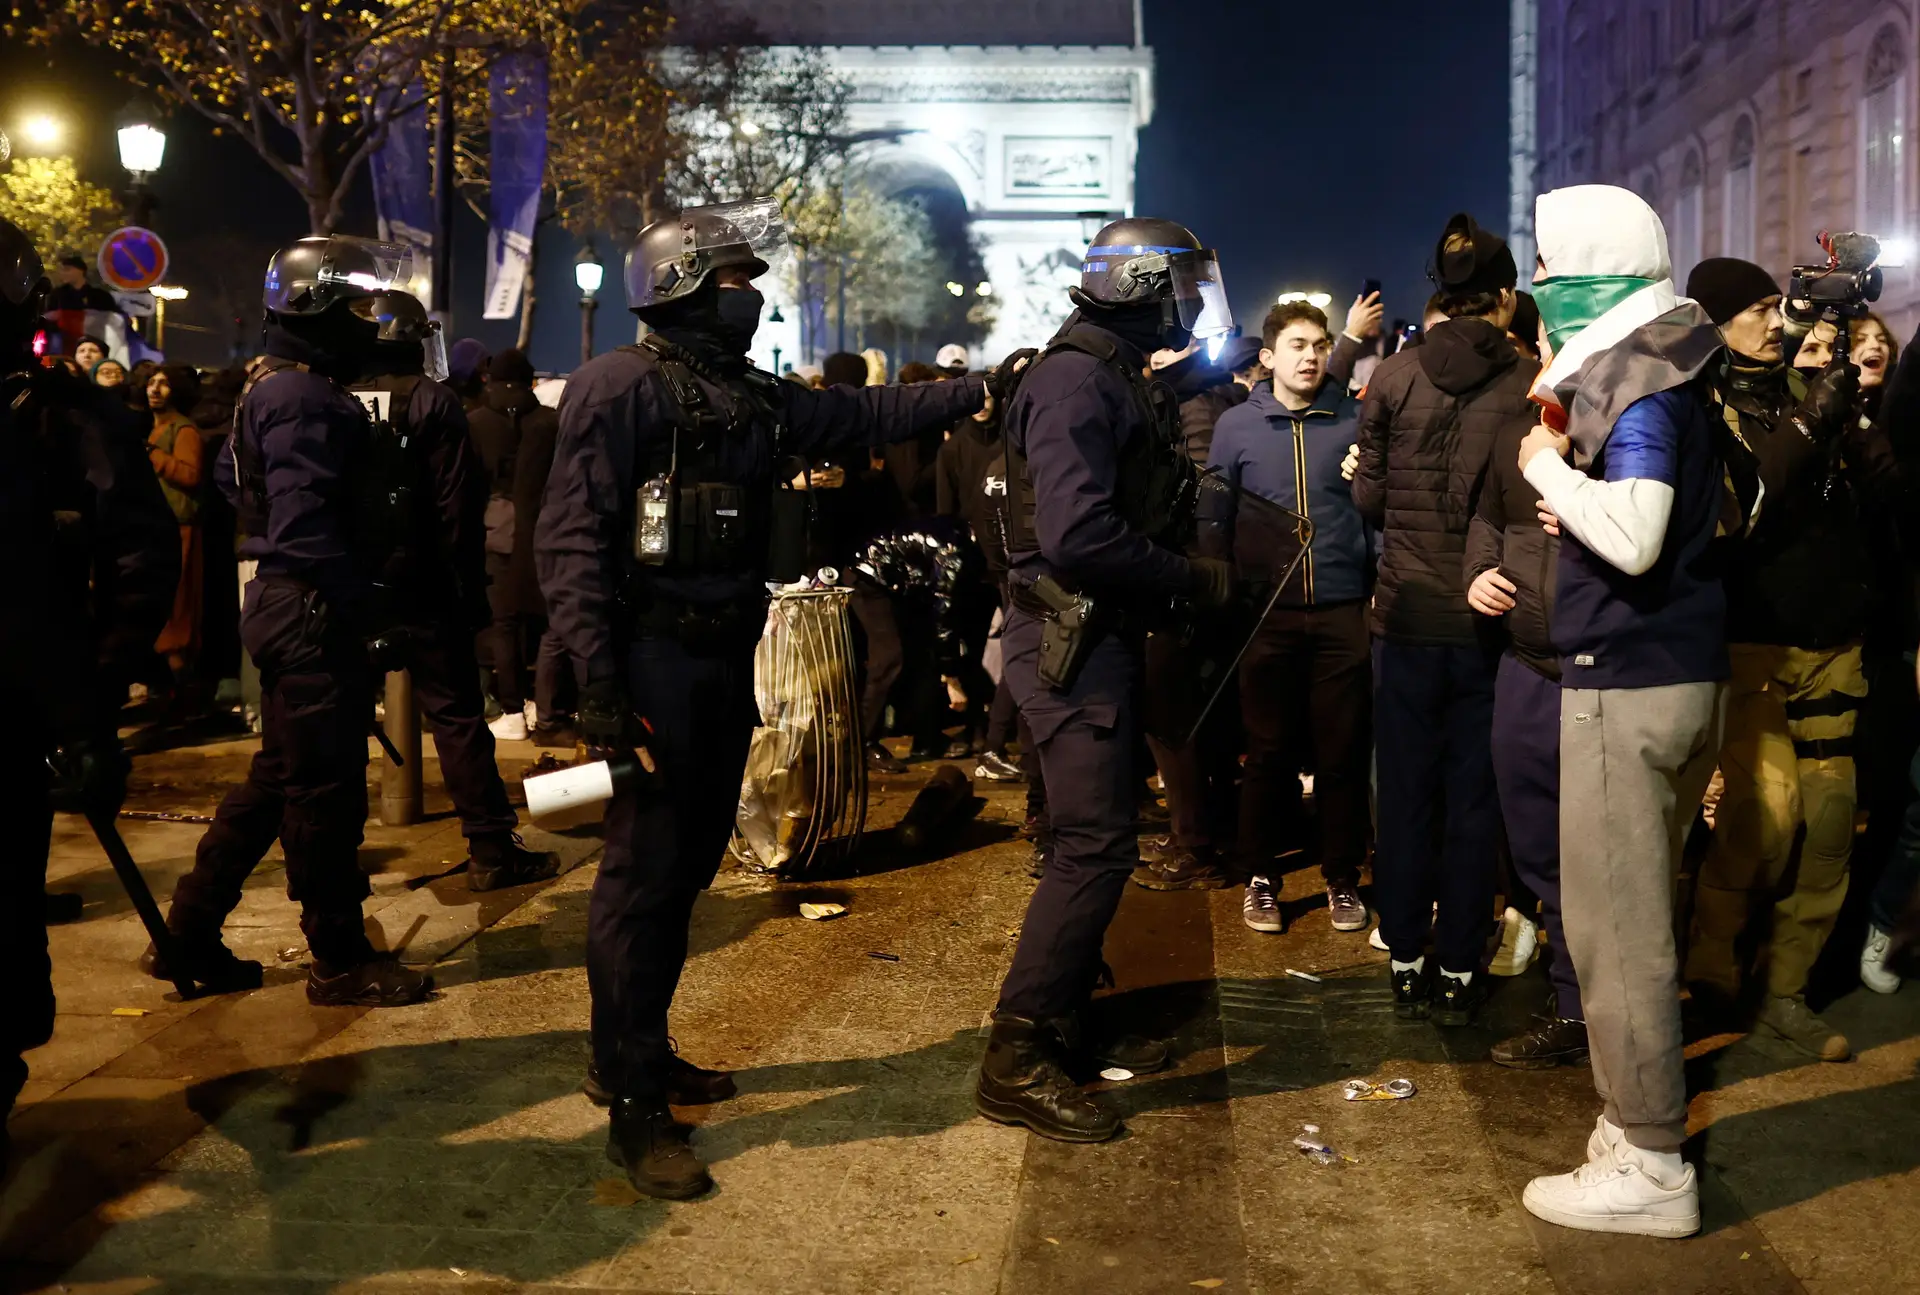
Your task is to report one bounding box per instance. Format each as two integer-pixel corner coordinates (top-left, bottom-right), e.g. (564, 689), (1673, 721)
(574, 241), (603, 367)
(1078, 211), (1109, 245)
(115, 98), (166, 228)
(768, 304), (785, 375)
(149, 284), (188, 349)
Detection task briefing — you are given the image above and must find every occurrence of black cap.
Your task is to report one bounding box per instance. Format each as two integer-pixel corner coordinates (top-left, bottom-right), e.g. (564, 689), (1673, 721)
(1509, 291), (1541, 348)
(492, 347), (536, 386)
(1432, 213), (1517, 295)
(1218, 335), (1262, 372)
(58, 253), (88, 272)
(1684, 257), (1782, 326)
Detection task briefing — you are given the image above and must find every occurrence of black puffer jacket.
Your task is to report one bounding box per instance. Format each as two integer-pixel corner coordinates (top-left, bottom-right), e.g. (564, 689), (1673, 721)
(1160, 350), (1247, 463)
(1464, 418), (1559, 679)
(466, 379), (559, 617)
(1352, 317), (1539, 644)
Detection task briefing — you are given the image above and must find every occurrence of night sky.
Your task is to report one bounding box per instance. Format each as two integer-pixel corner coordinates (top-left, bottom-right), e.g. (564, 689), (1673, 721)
(3, 0), (1511, 371)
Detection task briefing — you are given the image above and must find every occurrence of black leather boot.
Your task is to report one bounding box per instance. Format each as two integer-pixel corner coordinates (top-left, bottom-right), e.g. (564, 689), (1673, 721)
(607, 1097), (713, 1200)
(141, 930), (264, 994)
(467, 832), (562, 892)
(1057, 1012), (1171, 1075)
(975, 1015), (1120, 1143)
(583, 1041), (737, 1107)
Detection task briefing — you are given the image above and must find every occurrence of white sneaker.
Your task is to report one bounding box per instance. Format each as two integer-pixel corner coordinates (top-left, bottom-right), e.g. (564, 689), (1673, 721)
(1243, 877), (1283, 933)
(1862, 923), (1902, 995)
(1586, 1114), (1624, 1164)
(1368, 926), (1388, 952)
(524, 700), (539, 728)
(1523, 1139), (1700, 1238)
(488, 712), (529, 742)
(1489, 906), (1541, 977)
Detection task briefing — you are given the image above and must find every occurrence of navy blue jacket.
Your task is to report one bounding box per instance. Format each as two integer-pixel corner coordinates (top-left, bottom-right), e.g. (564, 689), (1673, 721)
(537, 344), (984, 687)
(1553, 386), (1728, 689)
(1204, 379), (1370, 606)
(1003, 318), (1191, 596)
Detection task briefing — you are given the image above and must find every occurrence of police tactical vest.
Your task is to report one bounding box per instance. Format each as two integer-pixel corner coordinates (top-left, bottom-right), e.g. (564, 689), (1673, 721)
(618, 334), (811, 584)
(345, 374), (431, 580)
(999, 325), (1199, 573)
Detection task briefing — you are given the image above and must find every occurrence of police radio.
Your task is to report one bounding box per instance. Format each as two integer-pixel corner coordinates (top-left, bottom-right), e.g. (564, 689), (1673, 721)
(635, 425), (678, 565)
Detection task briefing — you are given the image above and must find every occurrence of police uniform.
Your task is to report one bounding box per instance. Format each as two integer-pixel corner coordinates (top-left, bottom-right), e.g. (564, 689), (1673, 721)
(975, 217), (1236, 1144)
(535, 200), (985, 1199)
(0, 218), (178, 1140)
(164, 237), (447, 1006)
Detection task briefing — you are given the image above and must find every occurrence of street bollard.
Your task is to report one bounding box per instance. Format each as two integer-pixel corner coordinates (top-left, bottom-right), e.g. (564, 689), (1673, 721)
(382, 669), (423, 826)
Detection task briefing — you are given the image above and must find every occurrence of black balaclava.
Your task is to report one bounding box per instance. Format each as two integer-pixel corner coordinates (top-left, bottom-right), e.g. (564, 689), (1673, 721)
(263, 301), (380, 382)
(638, 276), (762, 368)
(1078, 300), (1186, 358)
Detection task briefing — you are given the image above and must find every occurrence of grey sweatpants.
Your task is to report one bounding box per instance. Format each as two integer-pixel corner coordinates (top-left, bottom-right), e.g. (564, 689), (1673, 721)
(1559, 680), (1726, 1152)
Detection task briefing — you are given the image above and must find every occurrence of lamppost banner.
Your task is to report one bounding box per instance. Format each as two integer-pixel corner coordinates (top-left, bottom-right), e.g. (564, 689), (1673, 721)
(369, 80), (435, 304)
(483, 53), (549, 320)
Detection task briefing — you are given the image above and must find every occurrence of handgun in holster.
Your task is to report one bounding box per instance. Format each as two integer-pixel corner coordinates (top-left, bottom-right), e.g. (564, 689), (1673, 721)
(1029, 574), (1098, 691)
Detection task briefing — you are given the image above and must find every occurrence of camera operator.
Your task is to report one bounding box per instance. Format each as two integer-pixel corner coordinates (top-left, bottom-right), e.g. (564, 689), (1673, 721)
(1681, 258), (1900, 1061)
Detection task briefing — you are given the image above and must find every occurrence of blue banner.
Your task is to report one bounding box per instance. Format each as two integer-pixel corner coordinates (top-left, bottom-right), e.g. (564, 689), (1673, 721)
(484, 54), (548, 320)
(369, 79), (434, 300)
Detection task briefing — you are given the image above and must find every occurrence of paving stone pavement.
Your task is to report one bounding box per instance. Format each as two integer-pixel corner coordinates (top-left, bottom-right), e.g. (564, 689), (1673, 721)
(3, 738), (1918, 1293)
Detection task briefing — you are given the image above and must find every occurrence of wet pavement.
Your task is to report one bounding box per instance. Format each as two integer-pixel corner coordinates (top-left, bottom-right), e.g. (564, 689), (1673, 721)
(4, 733), (1918, 1294)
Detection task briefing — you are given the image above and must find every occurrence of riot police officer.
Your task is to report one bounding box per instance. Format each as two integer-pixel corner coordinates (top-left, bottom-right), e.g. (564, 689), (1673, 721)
(149, 287), (559, 990)
(975, 217), (1237, 1143)
(1, 216), (178, 1155)
(537, 199), (986, 1199)
(162, 236), (451, 1006)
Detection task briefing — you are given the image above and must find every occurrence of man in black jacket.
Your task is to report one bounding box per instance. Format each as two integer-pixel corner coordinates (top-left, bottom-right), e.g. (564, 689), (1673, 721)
(1681, 258), (1895, 1060)
(1352, 213), (1538, 1024)
(469, 347), (570, 743)
(1465, 402), (1585, 1067)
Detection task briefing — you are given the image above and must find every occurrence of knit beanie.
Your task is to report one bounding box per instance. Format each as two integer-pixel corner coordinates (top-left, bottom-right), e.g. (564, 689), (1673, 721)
(1683, 258), (1782, 326)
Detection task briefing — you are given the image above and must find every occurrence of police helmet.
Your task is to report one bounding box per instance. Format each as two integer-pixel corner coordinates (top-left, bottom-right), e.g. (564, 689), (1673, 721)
(351, 288), (449, 380)
(1076, 217), (1234, 340)
(1, 215), (47, 310)
(624, 197), (786, 311)
(263, 234), (419, 317)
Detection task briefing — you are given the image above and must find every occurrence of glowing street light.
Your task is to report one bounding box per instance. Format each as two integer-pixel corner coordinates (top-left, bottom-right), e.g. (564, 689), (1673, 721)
(116, 97), (167, 228)
(20, 113), (62, 150)
(149, 284), (188, 348)
(975, 281), (992, 297)
(574, 241), (604, 366)
(946, 281), (965, 297)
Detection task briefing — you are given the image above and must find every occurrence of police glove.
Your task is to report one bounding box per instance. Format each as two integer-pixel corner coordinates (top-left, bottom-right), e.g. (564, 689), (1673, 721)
(988, 349), (1039, 402)
(366, 630), (415, 676)
(577, 680), (660, 784)
(1790, 359), (1861, 444)
(1187, 557), (1236, 610)
(48, 734), (131, 818)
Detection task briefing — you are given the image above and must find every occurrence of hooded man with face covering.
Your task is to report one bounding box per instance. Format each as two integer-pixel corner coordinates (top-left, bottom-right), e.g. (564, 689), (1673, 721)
(1515, 184), (1736, 1239)
(535, 200), (984, 1201)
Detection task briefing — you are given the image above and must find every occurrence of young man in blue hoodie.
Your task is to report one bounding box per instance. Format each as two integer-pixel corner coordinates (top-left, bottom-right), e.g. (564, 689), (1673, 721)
(1204, 300), (1373, 934)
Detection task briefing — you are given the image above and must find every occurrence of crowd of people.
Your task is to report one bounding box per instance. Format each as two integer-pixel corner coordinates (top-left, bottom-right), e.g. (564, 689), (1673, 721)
(9, 181), (1920, 1235)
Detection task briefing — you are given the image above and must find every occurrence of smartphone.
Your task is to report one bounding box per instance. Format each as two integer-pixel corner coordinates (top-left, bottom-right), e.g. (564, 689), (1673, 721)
(1360, 278), (1383, 301)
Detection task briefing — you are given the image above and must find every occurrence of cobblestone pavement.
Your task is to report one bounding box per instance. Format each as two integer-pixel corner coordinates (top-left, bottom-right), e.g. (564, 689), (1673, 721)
(3, 733), (1917, 1293)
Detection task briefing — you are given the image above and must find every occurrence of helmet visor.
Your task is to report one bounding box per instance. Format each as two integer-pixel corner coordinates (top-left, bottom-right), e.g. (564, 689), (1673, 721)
(684, 196), (788, 273)
(1171, 250), (1233, 339)
(1, 231), (44, 308)
(421, 323), (449, 383)
(265, 235), (421, 315)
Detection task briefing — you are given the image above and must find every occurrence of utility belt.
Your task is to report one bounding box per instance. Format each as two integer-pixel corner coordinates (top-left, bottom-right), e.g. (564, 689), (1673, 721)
(630, 592), (766, 656)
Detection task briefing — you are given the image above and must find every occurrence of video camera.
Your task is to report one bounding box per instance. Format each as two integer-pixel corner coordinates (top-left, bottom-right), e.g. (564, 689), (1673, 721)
(1786, 231), (1884, 364)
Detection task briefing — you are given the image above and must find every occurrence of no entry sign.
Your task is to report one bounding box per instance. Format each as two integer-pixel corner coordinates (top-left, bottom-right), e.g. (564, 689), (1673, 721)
(98, 226), (170, 293)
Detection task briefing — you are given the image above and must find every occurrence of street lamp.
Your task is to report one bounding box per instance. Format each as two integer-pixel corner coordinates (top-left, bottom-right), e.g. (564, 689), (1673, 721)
(149, 284), (188, 349)
(116, 97), (167, 227)
(768, 304), (786, 375)
(573, 241), (603, 366)
(21, 113), (63, 151)
(1078, 211), (1109, 244)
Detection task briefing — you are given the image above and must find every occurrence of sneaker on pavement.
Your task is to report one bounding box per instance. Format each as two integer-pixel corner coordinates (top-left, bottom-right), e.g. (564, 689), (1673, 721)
(523, 700), (539, 728)
(1242, 876), (1284, 933)
(866, 741), (908, 774)
(488, 711), (529, 742)
(468, 831), (563, 892)
(1132, 847), (1231, 892)
(1523, 1140), (1700, 1238)
(1862, 923), (1901, 995)
(1326, 881), (1368, 932)
(1433, 970), (1487, 1026)
(1489, 906), (1541, 977)
(582, 1041), (737, 1107)
(1755, 993), (1851, 1061)
(1392, 963), (1433, 1020)
(974, 751), (1022, 782)
(1491, 1016), (1590, 1070)
(1368, 925), (1388, 952)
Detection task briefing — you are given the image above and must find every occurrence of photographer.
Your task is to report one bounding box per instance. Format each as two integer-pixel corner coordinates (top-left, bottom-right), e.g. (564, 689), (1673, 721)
(1682, 259), (1899, 1061)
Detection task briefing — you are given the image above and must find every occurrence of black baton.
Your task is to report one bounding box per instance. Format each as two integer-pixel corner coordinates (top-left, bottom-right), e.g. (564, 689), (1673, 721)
(83, 808), (198, 1000)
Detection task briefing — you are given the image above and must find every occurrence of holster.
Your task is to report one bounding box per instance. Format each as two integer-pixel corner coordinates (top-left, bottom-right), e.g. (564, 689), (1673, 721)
(1012, 575), (1099, 692)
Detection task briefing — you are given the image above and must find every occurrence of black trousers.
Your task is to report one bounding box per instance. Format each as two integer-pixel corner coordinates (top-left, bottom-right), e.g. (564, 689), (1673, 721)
(1490, 652), (1582, 1020)
(1372, 637), (1499, 973)
(489, 614), (570, 719)
(997, 612), (1140, 1020)
(1, 712), (54, 1114)
(1238, 601), (1371, 883)
(590, 633), (759, 1100)
(171, 580), (517, 961)
(851, 582), (903, 743)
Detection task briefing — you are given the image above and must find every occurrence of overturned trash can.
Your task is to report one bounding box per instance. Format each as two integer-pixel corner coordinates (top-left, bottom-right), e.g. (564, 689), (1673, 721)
(732, 585), (868, 876)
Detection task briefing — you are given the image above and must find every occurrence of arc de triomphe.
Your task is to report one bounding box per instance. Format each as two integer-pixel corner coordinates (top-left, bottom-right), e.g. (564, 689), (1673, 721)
(728, 1), (1156, 370)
